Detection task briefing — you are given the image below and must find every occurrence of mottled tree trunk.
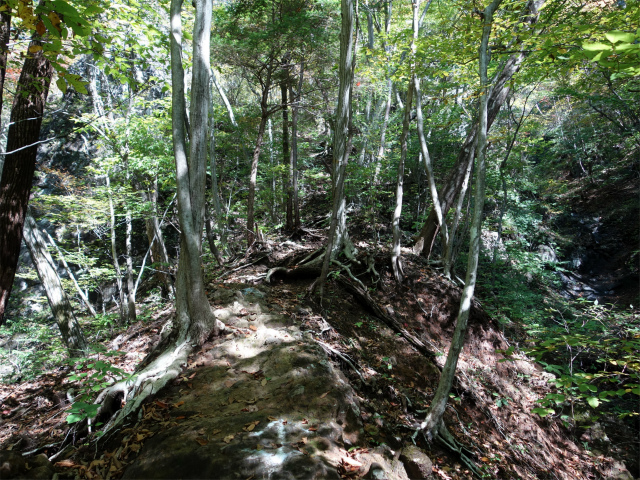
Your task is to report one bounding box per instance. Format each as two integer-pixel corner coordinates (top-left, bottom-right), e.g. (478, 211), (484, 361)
(0, 4), (10, 130)
(421, 0), (501, 440)
(317, 0), (355, 297)
(289, 62), (304, 230)
(0, 36), (53, 326)
(23, 214), (88, 355)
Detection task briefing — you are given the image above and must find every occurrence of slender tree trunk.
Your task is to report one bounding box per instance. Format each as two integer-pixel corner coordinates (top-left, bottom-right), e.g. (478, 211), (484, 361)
(211, 68), (237, 127)
(282, 79), (293, 231)
(420, 0), (501, 440)
(23, 214), (88, 355)
(289, 62), (304, 230)
(44, 230), (98, 317)
(317, 0), (355, 297)
(443, 154), (472, 278)
(247, 68), (272, 247)
(412, 0), (545, 257)
(391, 77), (414, 283)
(106, 172), (128, 323)
(0, 4), (10, 130)
(373, 78), (392, 184)
(0, 35), (53, 325)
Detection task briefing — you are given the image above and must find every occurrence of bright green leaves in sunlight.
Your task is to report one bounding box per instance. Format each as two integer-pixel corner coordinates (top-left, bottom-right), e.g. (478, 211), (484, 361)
(582, 30), (640, 78)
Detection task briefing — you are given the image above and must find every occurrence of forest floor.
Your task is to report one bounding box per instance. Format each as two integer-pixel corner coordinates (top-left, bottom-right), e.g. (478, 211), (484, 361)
(1, 220), (638, 479)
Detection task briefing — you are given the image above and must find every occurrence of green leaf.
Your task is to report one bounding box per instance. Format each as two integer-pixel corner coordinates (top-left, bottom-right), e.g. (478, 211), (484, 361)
(587, 397), (600, 408)
(66, 412), (86, 424)
(532, 407), (555, 417)
(582, 42), (612, 52)
(605, 31), (636, 44)
(56, 77), (67, 93)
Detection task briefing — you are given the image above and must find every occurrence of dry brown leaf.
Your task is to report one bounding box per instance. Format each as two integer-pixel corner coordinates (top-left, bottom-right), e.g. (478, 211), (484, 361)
(129, 444), (141, 453)
(176, 416), (186, 420)
(136, 433), (144, 442)
(55, 459), (77, 468)
(244, 423), (256, 432)
(301, 437), (308, 444)
(261, 379), (267, 386)
(188, 372), (197, 379)
(308, 426), (317, 431)
(249, 325), (258, 331)
(195, 437), (208, 446)
(187, 382), (193, 388)
(342, 457), (363, 468)
(173, 401), (185, 408)
(267, 416), (277, 421)
(211, 429), (222, 436)
(223, 434), (235, 444)
(155, 400), (169, 409)
(320, 392), (329, 398)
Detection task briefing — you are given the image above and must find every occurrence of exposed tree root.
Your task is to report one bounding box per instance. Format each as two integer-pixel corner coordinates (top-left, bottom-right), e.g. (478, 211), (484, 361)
(314, 339), (369, 387)
(93, 338), (192, 434)
(336, 277), (437, 360)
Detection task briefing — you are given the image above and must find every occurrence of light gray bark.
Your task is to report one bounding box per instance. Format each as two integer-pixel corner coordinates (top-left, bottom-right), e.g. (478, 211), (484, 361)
(413, 0), (546, 257)
(23, 214), (87, 355)
(106, 171), (128, 324)
(211, 68), (237, 127)
(317, 0), (356, 298)
(171, 0), (221, 344)
(289, 62), (304, 230)
(44, 230), (97, 317)
(420, 0), (502, 440)
(391, 82), (413, 283)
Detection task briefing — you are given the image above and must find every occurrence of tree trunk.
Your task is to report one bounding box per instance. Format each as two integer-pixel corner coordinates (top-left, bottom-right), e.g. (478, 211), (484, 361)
(289, 62), (304, 230)
(171, 0), (222, 344)
(373, 78), (392, 184)
(420, 0), (501, 440)
(0, 4), (10, 131)
(0, 35), (53, 326)
(23, 214), (88, 355)
(412, 0), (545, 257)
(317, 0), (355, 297)
(106, 171), (128, 323)
(391, 82), (414, 283)
(282, 79), (293, 231)
(247, 74), (272, 247)
(44, 230), (98, 317)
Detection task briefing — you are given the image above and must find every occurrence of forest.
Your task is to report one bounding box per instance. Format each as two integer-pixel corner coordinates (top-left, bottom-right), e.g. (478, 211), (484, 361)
(0, 0), (638, 478)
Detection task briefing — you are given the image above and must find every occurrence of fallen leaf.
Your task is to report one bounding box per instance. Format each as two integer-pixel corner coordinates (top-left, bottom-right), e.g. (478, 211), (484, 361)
(195, 437), (208, 446)
(173, 401), (184, 408)
(480, 457), (489, 463)
(187, 382), (193, 388)
(129, 443), (141, 453)
(301, 437), (308, 444)
(282, 420), (288, 425)
(211, 429), (221, 436)
(256, 444), (264, 451)
(176, 416), (186, 420)
(223, 434), (235, 444)
(268, 416), (277, 421)
(261, 379), (267, 386)
(249, 325), (258, 331)
(136, 434), (145, 442)
(245, 423), (257, 432)
(189, 372), (197, 379)
(308, 426), (317, 431)
(155, 400), (169, 409)
(342, 457), (363, 468)
(224, 379), (235, 388)
(320, 392), (329, 398)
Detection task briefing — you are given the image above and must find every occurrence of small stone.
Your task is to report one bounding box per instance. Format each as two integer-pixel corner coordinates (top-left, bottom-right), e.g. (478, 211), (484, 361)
(400, 445), (433, 479)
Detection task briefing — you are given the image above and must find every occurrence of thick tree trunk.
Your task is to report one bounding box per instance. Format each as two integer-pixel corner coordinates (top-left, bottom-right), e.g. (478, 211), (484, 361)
(171, 0), (222, 344)
(0, 36), (53, 326)
(420, 0), (501, 440)
(317, 0), (355, 297)
(412, 0), (545, 257)
(23, 214), (88, 355)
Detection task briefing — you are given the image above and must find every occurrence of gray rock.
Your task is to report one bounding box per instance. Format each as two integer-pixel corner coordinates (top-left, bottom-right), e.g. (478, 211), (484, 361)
(400, 445), (433, 479)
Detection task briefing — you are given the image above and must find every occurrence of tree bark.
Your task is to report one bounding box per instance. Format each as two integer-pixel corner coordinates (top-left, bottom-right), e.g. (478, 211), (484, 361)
(317, 0), (355, 297)
(0, 3), (10, 131)
(0, 35), (53, 326)
(171, 0), (222, 344)
(106, 171), (128, 323)
(282, 78), (293, 231)
(412, 0), (546, 257)
(23, 214), (88, 355)
(420, 0), (501, 440)
(44, 230), (98, 317)
(246, 62), (274, 247)
(391, 82), (414, 283)
(289, 62), (304, 230)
